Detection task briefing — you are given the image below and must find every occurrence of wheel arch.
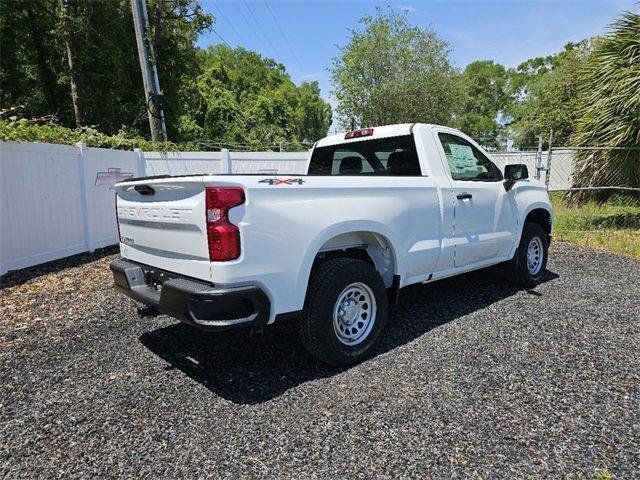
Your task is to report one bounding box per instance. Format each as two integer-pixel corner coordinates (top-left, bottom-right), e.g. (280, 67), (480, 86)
(508, 202), (553, 260)
(524, 206), (552, 236)
(296, 222), (399, 309)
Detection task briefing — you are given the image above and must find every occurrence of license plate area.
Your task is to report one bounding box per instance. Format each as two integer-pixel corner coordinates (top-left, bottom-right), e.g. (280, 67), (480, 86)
(145, 269), (166, 291)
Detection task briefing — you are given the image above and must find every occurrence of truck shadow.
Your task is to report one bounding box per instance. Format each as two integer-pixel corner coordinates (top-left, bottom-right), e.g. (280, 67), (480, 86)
(139, 267), (558, 405)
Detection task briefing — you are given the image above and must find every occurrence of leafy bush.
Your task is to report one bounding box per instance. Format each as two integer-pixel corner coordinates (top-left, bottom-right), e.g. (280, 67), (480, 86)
(0, 118), (201, 151)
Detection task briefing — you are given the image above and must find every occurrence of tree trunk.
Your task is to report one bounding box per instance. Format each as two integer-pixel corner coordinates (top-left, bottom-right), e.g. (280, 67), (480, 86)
(58, 0), (85, 127)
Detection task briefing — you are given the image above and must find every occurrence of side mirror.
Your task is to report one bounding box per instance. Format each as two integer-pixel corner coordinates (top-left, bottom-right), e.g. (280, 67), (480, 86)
(504, 164), (529, 191)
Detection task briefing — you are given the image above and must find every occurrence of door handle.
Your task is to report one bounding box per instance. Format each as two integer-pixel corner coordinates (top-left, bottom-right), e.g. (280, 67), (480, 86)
(456, 193), (472, 200)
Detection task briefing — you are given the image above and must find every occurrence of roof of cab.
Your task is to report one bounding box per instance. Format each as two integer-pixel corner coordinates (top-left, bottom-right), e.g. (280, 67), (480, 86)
(314, 123), (449, 148)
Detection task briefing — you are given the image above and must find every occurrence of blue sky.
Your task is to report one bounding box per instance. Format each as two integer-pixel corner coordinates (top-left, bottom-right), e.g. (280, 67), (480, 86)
(198, 0), (637, 124)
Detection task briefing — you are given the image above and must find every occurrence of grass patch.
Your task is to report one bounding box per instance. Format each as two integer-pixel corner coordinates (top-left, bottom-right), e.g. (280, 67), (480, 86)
(551, 192), (640, 258)
(593, 468), (613, 480)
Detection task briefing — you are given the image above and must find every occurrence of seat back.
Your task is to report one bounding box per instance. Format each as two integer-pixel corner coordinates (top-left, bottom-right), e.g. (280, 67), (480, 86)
(386, 151), (421, 176)
(339, 156), (363, 175)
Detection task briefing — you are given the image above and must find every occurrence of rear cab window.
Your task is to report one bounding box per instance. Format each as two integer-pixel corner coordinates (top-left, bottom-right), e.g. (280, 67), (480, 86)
(308, 135), (422, 176)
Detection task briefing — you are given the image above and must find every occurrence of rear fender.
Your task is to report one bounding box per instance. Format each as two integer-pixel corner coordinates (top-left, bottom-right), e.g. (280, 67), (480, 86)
(295, 221), (398, 309)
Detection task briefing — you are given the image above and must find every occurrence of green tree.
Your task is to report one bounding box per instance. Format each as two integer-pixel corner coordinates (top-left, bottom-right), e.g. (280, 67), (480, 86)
(572, 12), (640, 199)
(454, 60), (508, 148)
(330, 8), (459, 129)
(1, 1), (328, 147)
(0, 1), (72, 124)
(507, 41), (592, 148)
(182, 45), (331, 149)
(295, 81), (333, 143)
(0, 0), (212, 139)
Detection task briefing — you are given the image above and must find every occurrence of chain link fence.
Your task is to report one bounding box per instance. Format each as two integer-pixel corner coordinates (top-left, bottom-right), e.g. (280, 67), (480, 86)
(491, 146), (640, 257)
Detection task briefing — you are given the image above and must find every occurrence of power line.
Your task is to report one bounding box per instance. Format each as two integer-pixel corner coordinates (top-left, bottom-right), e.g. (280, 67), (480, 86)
(242, 0), (283, 61)
(211, 2), (245, 46)
(263, 1), (304, 73)
(211, 28), (231, 48)
(231, 1), (273, 56)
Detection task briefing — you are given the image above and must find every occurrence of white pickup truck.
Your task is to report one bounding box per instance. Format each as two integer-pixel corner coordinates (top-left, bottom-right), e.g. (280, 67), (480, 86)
(111, 124), (552, 365)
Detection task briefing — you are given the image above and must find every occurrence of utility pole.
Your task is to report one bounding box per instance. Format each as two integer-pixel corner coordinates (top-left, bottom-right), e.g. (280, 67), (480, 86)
(131, 0), (167, 142)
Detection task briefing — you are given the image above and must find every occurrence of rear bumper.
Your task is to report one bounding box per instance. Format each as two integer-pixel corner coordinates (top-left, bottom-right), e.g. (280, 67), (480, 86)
(109, 258), (270, 331)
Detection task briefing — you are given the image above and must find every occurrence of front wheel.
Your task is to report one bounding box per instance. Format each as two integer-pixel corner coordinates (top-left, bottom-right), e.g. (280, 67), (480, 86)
(298, 258), (388, 366)
(509, 222), (549, 288)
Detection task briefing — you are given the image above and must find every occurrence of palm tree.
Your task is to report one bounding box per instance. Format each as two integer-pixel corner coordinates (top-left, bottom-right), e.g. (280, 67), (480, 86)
(571, 11), (640, 203)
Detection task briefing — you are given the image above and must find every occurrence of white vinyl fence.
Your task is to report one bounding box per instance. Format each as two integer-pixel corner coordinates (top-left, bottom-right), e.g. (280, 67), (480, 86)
(0, 140), (576, 276)
(0, 140), (308, 276)
(143, 150), (309, 176)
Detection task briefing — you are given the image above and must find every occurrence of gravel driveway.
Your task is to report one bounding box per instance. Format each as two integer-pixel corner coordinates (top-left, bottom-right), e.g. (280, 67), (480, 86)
(1, 243), (639, 479)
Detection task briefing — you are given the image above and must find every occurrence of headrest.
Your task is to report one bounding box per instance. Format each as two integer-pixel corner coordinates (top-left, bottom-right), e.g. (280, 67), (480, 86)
(339, 156), (363, 174)
(387, 150), (420, 176)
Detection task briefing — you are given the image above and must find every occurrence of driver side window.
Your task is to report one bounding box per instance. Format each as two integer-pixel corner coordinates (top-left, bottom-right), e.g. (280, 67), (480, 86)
(438, 133), (502, 182)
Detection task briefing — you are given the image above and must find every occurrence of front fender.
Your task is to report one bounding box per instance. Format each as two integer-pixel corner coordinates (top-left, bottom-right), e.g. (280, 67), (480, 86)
(516, 192), (553, 242)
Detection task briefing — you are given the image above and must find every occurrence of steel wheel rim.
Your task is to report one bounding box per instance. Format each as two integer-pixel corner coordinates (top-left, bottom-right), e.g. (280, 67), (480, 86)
(527, 236), (544, 275)
(333, 282), (376, 346)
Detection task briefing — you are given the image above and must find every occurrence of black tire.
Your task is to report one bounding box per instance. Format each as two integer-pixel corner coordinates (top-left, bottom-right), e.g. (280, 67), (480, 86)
(298, 258), (388, 366)
(509, 222), (549, 288)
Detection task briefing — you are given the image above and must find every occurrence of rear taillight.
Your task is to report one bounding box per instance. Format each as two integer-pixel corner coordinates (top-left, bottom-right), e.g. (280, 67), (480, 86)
(115, 193), (121, 241)
(205, 187), (245, 261)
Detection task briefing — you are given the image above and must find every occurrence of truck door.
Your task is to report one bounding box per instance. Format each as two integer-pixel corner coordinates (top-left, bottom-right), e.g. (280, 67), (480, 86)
(436, 132), (517, 268)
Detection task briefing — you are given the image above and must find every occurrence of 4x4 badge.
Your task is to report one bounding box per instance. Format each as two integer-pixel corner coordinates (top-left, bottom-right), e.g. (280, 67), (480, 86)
(259, 178), (305, 186)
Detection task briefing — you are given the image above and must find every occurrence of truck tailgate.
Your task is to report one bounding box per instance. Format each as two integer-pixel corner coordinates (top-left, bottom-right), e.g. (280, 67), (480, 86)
(115, 176), (211, 281)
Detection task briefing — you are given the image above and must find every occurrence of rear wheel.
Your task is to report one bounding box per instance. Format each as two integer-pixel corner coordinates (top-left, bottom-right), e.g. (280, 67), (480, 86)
(509, 222), (549, 288)
(298, 258), (388, 366)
